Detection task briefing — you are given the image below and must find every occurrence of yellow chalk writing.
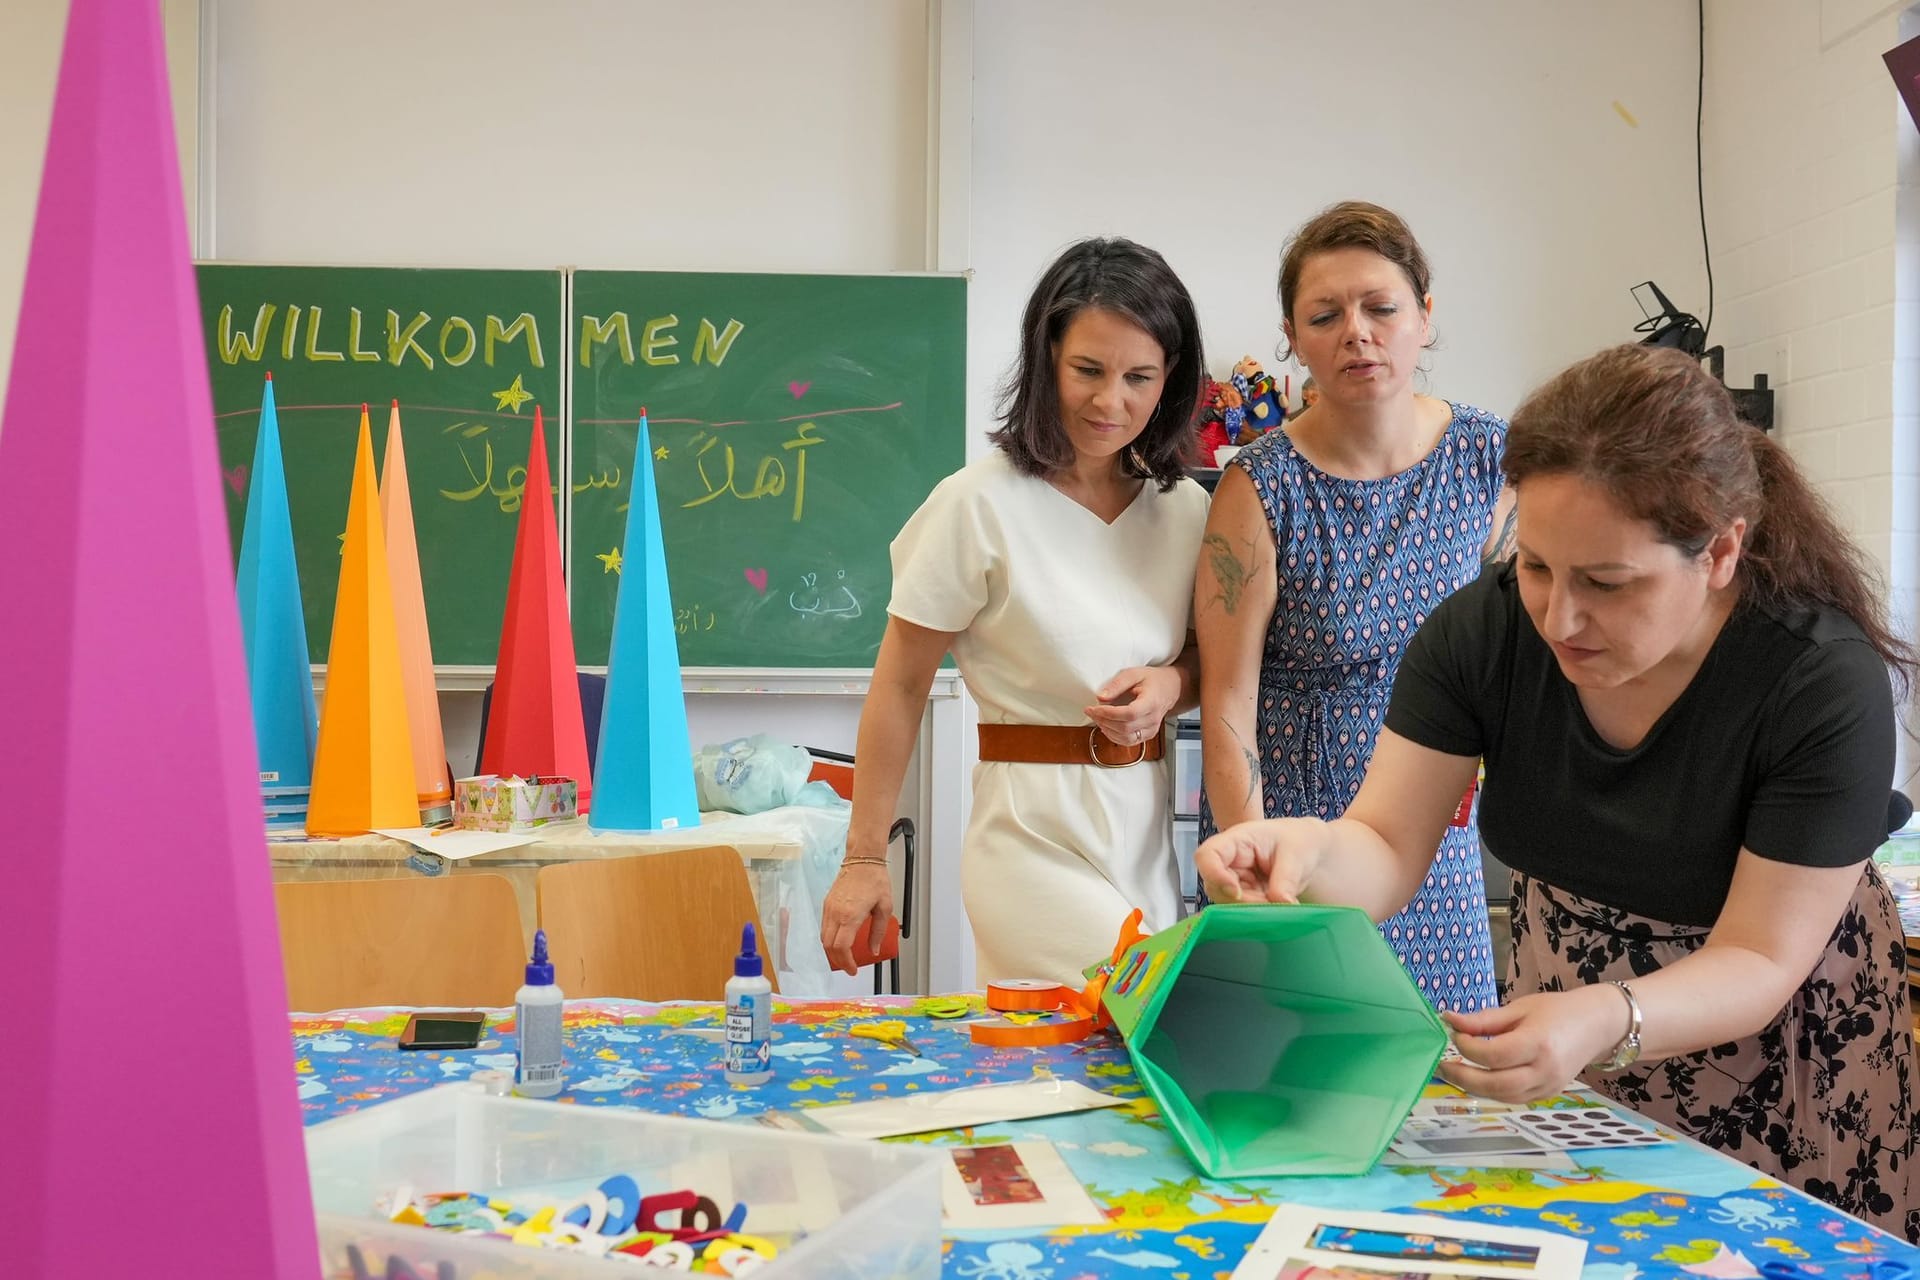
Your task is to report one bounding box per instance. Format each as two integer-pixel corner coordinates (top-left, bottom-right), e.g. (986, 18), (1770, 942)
(216, 303), (276, 364)
(485, 313), (544, 369)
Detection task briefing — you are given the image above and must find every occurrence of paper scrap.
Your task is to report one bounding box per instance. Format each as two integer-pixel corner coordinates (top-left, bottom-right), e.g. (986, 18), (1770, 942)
(373, 827), (538, 860)
(796, 1079), (1124, 1140)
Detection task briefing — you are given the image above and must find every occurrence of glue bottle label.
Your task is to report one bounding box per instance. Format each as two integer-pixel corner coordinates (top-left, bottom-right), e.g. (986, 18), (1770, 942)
(516, 998), (564, 1088)
(725, 994), (770, 1074)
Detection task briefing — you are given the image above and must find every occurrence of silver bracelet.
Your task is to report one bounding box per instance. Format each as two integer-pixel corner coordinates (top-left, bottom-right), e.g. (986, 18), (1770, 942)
(1588, 980), (1643, 1074)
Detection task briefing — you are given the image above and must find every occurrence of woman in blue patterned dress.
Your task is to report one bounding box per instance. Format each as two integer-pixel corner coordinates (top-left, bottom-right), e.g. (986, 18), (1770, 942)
(1195, 202), (1514, 1012)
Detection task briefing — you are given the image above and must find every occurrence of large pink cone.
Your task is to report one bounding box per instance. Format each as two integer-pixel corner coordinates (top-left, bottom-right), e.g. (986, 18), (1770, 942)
(0, 0), (320, 1275)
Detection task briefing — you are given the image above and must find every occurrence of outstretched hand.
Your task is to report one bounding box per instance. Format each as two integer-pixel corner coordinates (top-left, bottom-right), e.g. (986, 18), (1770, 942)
(1439, 987), (1624, 1102)
(1193, 817), (1328, 904)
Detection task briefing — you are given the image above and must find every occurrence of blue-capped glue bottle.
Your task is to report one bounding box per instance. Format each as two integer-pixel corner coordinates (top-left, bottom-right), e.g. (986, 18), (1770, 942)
(514, 928), (565, 1098)
(724, 923), (773, 1084)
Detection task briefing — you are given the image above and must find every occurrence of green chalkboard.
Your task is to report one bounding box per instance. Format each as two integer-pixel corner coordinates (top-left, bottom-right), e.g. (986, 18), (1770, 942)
(569, 271), (966, 668)
(198, 264), (564, 665)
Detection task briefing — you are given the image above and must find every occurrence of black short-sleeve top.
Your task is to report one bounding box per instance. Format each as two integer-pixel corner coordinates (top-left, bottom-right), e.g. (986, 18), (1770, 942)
(1384, 563), (1896, 925)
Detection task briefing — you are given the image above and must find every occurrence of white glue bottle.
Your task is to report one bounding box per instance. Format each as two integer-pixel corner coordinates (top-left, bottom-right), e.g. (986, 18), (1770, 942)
(514, 928), (565, 1098)
(724, 923), (774, 1085)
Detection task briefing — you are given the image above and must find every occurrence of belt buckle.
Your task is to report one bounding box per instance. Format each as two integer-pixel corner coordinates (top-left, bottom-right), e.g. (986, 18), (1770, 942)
(1088, 726), (1147, 768)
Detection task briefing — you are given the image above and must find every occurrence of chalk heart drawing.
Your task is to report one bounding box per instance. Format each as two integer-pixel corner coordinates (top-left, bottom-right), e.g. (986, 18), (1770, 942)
(787, 380), (811, 399)
(744, 567), (769, 594)
(224, 463), (250, 495)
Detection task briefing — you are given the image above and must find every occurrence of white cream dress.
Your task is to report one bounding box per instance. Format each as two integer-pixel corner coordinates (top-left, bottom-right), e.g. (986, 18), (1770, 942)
(888, 450), (1210, 985)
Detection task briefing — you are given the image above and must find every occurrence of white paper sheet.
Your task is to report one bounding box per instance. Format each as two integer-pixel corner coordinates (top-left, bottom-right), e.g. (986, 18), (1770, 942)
(939, 1141), (1107, 1229)
(1231, 1205), (1586, 1280)
(373, 827), (538, 859)
(797, 1079), (1125, 1140)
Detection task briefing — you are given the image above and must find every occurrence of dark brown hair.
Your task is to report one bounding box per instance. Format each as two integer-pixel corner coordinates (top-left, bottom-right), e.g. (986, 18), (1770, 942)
(1277, 201), (1432, 358)
(1506, 344), (1914, 689)
(991, 237), (1206, 490)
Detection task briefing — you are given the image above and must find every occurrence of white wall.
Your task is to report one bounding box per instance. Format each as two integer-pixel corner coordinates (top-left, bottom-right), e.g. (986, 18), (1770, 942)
(969, 0), (1706, 448)
(1703, 0), (1917, 772)
(205, 0), (928, 270)
(0, 0), (199, 398)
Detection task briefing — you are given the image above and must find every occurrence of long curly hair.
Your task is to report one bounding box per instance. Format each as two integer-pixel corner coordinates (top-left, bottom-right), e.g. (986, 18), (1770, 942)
(1506, 343), (1914, 691)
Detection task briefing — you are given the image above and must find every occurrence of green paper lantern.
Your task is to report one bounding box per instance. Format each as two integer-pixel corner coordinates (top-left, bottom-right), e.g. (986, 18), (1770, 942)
(1093, 903), (1446, 1178)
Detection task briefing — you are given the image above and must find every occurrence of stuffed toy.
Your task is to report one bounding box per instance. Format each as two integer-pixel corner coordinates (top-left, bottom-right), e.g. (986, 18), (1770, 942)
(1193, 377), (1232, 465)
(1193, 363), (1290, 464)
(1231, 356), (1286, 442)
(1214, 379), (1246, 442)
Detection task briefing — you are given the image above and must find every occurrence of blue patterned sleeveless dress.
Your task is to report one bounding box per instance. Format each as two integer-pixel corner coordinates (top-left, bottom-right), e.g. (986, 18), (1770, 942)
(1199, 402), (1506, 1013)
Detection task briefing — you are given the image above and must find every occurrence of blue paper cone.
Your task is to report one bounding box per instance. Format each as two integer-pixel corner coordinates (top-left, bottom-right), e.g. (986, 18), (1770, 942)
(592, 413), (701, 832)
(236, 374), (317, 824)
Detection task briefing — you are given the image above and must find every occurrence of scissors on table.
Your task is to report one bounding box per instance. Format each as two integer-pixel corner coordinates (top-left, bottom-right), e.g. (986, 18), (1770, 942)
(1762, 1260), (1913, 1280)
(849, 1020), (922, 1057)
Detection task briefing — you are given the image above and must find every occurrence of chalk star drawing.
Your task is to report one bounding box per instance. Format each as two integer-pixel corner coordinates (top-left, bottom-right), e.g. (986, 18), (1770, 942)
(337, 531), (347, 555)
(596, 547), (623, 574)
(654, 445), (669, 460)
(492, 374), (534, 414)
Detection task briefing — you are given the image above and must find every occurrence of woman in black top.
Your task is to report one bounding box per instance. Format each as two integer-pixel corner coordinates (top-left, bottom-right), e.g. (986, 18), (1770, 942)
(1197, 345), (1916, 1240)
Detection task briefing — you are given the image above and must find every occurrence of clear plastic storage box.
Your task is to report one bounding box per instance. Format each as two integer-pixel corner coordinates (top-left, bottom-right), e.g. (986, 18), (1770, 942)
(304, 1087), (944, 1278)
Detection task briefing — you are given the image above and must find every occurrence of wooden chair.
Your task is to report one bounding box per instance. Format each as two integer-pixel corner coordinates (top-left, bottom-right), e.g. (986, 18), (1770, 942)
(536, 846), (776, 1001)
(272, 874), (527, 1011)
(806, 747), (915, 994)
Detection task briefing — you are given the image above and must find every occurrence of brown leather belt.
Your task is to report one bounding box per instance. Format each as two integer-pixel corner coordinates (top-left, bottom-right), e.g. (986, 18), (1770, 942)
(978, 723), (1166, 767)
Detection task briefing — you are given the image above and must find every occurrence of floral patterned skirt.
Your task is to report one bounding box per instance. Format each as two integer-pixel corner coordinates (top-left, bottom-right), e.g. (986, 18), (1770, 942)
(1510, 867), (1918, 1243)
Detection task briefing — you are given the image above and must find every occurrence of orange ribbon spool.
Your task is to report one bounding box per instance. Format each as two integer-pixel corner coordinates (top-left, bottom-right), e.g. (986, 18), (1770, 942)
(967, 1014), (1097, 1047)
(982, 978), (1077, 1011)
(969, 910), (1148, 1048)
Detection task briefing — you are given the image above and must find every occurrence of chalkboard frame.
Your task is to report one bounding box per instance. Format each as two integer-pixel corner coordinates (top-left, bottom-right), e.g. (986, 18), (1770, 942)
(198, 263), (965, 672)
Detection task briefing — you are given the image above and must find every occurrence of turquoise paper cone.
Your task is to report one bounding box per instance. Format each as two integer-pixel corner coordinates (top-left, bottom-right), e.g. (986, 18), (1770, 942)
(593, 413), (701, 832)
(236, 373), (317, 822)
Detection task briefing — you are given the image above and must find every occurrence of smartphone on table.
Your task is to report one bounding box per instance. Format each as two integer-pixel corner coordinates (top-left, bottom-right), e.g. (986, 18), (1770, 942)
(397, 1011), (488, 1051)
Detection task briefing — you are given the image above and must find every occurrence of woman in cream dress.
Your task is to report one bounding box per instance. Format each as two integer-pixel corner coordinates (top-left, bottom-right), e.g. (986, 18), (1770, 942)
(820, 238), (1211, 985)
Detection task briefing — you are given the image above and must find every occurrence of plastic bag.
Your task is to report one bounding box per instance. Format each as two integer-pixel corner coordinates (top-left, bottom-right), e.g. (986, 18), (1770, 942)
(701, 796), (851, 996)
(693, 734), (818, 814)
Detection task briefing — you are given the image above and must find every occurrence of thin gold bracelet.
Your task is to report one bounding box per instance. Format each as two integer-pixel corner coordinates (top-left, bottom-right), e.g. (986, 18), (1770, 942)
(838, 857), (890, 871)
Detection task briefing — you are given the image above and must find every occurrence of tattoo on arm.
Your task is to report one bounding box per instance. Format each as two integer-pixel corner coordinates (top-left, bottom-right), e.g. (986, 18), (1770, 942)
(1204, 533), (1258, 615)
(1222, 717), (1259, 810)
(1484, 502), (1518, 565)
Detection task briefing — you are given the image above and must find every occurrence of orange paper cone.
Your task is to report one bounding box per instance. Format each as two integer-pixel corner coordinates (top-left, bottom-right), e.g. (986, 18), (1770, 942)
(380, 402), (452, 820)
(480, 406), (593, 809)
(308, 407), (420, 835)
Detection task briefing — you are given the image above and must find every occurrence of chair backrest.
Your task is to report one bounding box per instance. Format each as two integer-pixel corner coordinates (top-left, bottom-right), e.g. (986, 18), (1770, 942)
(272, 874), (527, 1011)
(536, 847), (776, 1001)
(807, 757), (855, 801)
(475, 672), (609, 777)
(579, 671), (608, 769)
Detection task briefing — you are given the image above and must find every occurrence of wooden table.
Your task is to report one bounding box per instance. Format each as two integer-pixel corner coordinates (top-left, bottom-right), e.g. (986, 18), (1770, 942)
(268, 813), (804, 951)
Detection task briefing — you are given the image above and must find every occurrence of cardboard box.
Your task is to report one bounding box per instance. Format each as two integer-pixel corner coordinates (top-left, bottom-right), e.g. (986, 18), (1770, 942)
(453, 774), (577, 832)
